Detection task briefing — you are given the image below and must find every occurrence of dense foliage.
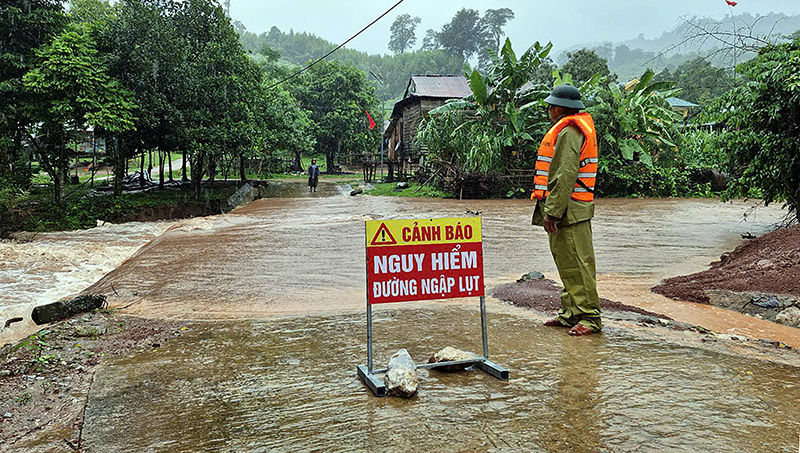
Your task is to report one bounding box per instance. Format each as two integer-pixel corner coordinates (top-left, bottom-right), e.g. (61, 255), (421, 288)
(417, 40), (552, 195)
(707, 37), (800, 221)
(0, 0), (384, 234)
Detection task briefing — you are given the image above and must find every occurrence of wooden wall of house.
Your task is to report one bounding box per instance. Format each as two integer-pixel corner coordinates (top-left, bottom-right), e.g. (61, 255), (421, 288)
(400, 98), (445, 162)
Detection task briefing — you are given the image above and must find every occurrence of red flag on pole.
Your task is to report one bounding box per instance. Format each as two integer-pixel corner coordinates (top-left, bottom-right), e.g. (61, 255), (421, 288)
(365, 109), (376, 130)
(725, 0), (737, 6)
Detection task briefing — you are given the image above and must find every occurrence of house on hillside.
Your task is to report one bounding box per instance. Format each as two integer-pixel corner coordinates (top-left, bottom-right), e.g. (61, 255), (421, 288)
(667, 97), (699, 120)
(383, 74), (472, 180)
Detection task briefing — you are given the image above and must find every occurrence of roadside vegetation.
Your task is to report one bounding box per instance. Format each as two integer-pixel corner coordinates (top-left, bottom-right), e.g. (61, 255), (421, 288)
(2, 1), (799, 237)
(364, 182), (449, 198)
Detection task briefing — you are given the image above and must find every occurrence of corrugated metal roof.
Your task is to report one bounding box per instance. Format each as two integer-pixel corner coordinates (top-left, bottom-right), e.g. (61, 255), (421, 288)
(667, 97), (699, 108)
(407, 75), (472, 99)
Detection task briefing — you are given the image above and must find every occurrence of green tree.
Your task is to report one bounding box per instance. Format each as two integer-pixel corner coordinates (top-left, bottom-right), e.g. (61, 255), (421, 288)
(420, 29), (439, 51)
(105, 0), (190, 192)
(0, 0), (66, 181)
(173, 0), (256, 194)
(256, 81), (315, 174)
(709, 37), (800, 222)
(587, 70), (683, 196)
(482, 8), (514, 51)
(656, 57), (736, 104)
(421, 39), (554, 175)
(23, 23), (136, 204)
(388, 13), (420, 55)
(561, 49), (615, 85)
(293, 61), (380, 172)
(437, 8), (490, 62)
(67, 0), (114, 25)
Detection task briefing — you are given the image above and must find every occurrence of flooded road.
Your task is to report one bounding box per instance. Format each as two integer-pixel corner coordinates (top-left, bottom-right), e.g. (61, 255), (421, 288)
(4, 180), (800, 451)
(84, 308), (800, 452)
(83, 182), (796, 344)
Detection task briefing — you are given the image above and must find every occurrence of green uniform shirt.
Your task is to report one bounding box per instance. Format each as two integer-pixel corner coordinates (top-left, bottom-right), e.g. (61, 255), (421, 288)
(532, 125), (595, 227)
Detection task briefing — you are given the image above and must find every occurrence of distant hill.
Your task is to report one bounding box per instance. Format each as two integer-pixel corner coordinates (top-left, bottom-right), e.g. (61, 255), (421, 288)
(557, 12), (800, 81)
(234, 23), (463, 112)
(237, 12), (800, 102)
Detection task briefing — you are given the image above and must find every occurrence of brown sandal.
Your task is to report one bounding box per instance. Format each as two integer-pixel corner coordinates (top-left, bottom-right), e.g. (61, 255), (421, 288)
(568, 324), (596, 336)
(543, 318), (568, 327)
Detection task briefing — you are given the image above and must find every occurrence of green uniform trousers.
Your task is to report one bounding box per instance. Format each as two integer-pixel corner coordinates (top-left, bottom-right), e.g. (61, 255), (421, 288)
(548, 219), (602, 332)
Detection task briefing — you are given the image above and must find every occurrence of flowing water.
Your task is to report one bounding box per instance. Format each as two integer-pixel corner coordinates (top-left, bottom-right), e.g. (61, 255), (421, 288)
(3, 180), (800, 451)
(83, 308), (800, 452)
(0, 221), (174, 344)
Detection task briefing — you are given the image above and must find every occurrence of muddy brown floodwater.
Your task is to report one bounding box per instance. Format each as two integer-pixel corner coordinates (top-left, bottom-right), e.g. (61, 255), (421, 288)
(84, 310), (800, 452)
(5, 180), (800, 451)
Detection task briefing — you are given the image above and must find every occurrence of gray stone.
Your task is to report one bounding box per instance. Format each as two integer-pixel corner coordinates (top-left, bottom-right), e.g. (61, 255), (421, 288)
(224, 183), (262, 213)
(3, 413), (11, 418)
(384, 349), (418, 397)
(396, 182), (409, 189)
(517, 271), (545, 282)
(427, 346), (479, 372)
(775, 306), (800, 328)
(350, 188), (363, 196)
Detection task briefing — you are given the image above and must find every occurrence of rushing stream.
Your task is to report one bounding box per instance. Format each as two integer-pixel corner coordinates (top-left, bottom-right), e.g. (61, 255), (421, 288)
(2, 180), (799, 451)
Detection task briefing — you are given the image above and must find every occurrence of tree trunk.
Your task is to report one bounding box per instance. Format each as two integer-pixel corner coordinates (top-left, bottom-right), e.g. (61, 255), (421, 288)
(168, 150), (174, 182)
(139, 150), (145, 188)
(208, 155), (216, 186)
(239, 152), (246, 182)
(191, 151), (205, 199)
(182, 149), (187, 181)
(158, 149), (165, 189)
(147, 148), (153, 184)
(113, 137), (123, 197)
(294, 150), (304, 172)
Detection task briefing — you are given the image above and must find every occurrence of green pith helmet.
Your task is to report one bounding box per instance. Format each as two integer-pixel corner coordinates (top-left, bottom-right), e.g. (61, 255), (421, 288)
(544, 84), (585, 110)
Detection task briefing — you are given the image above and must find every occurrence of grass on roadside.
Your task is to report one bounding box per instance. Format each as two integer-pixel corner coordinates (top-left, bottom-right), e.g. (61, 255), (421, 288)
(363, 181), (450, 198)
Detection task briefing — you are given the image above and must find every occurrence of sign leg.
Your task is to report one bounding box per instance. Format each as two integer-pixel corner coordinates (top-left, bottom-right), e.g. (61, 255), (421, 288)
(480, 296), (489, 358)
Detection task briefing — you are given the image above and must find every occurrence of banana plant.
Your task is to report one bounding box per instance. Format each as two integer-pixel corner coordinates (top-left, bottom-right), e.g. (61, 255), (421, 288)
(588, 69), (682, 168)
(423, 39), (553, 173)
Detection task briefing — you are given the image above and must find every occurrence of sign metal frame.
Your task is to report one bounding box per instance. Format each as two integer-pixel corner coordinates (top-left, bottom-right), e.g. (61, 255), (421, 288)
(357, 217), (509, 397)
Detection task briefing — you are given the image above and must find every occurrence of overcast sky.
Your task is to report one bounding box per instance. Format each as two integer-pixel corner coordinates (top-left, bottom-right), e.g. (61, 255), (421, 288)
(230, 0), (800, 56)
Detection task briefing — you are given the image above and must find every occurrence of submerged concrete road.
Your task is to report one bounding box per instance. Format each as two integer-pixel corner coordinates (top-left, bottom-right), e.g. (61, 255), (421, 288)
(74, 181), (800, 452)
(87, 181), (800, 345)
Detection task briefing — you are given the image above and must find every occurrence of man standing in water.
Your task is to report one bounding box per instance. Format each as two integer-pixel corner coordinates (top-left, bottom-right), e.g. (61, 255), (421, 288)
(531, 85), (601, 336)
(308, 158), (320, 193)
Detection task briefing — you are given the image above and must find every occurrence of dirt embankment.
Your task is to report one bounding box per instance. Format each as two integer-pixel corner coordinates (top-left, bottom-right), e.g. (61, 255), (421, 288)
(0, 311), (183, 451)
(653, 224), (800, 325)
(493, 277), (670, 319)
(654, 225), (800, 301)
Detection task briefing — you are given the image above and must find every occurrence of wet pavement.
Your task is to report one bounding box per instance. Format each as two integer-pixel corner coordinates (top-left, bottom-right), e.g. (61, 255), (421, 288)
(84, 308), (800, 452)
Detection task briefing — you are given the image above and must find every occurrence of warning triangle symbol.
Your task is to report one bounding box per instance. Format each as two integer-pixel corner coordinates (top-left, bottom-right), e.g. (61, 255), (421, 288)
(370, 222), (397, 246)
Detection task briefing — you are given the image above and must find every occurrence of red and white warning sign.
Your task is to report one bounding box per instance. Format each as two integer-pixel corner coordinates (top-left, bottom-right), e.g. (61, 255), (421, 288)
(365, 217), (484, 304)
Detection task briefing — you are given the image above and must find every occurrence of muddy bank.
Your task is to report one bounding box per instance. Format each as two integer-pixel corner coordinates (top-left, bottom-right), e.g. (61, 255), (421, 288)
(109, 200), (221, 223)
(493, 277), (671, 320)
(0, 310), (183, 451)
(653, 225), (800, 325)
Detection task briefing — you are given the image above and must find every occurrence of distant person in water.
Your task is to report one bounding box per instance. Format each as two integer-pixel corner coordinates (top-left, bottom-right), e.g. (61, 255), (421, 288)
(308, 158), (320, 193)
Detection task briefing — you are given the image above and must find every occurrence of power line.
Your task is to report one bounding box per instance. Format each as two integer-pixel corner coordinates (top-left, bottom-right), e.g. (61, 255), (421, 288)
(265, 0), (405, 91)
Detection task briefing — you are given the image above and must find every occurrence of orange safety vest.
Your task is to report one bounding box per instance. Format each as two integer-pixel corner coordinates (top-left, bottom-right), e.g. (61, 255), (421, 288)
(531, 112), (598, 202)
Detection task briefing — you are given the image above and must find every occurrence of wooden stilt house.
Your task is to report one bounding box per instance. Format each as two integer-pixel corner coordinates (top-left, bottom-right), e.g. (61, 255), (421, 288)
(383, 75), (472, 180)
